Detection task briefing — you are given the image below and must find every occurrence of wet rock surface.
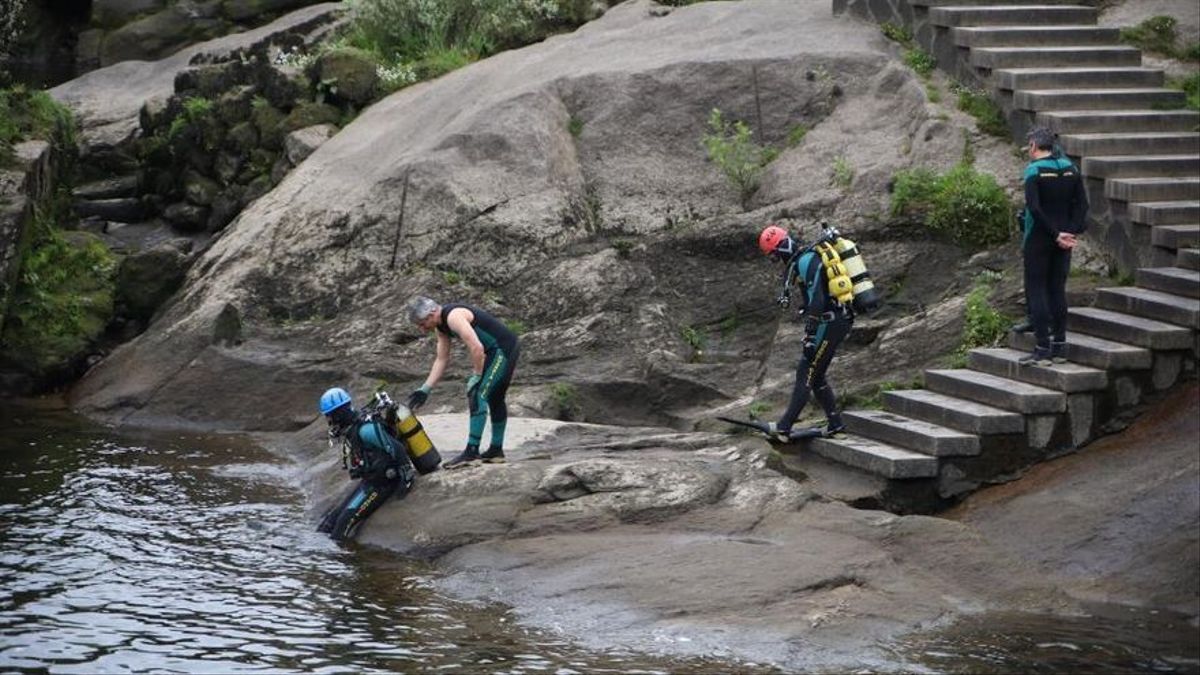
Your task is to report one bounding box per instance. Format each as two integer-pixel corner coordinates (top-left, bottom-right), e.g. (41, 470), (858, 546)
(265, 382), (1198, 670)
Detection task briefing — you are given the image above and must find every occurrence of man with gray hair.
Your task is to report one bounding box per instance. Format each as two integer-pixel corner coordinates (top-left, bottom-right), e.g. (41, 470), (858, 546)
(406, 296), (521, 469)
(1018, 126), (1087, 365)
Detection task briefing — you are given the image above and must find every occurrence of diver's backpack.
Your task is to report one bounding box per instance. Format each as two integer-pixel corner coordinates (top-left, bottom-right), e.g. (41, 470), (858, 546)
(787, 225), (881, 315)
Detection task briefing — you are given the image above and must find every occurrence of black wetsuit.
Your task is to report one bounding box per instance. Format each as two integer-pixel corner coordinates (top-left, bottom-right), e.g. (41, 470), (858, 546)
(437, 303), (520, 449)
(318, 417), (414, 541)
(1022, 155), (1088, 350)
(779, 249), (852, 432)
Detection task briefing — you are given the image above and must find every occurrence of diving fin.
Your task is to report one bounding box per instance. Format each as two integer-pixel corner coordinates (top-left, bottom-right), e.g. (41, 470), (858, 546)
(716, 417), (824, 444)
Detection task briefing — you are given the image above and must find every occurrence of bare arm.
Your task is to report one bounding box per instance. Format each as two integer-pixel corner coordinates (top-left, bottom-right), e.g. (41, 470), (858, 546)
(422, 332), (451, 389)
(446, 307), (486, 375)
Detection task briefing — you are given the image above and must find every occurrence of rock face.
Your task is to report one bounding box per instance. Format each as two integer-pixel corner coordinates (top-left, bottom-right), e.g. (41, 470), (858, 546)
(50, 3), (343, 147)
(280, 411), (1073, 670)
(68, 0), (1023, 432)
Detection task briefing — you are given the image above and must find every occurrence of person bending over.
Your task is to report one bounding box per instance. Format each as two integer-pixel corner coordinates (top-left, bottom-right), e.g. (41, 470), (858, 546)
(406, 297), (521, 469)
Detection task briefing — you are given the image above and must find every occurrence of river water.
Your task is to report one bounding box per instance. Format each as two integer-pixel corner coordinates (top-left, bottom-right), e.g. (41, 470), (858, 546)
(0, 403), (756, 674)
(2, 403), (1197, 674)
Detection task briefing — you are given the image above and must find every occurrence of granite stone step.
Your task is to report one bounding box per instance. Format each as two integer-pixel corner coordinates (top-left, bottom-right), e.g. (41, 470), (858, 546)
(953, 26), (1119, 48)
(924, 369), (1067, 414)
(998, 67), (1163, 91)
(1130, 201), (1200, 227)
(809, 435), (939, 479)
(967, 347), (1108, 392)
(1059, 132), (1198, 156)
(1178, 248), (1200, 271)
(1037, 110), (1197, 134)
(970, 46), (1141, 70)
(1105, 177), (1200, 203)
(1067, 306), (1194, 350)
(843, 409), (980, 457)
(931, 6), (1098, 27)
(1152, 225), (1200, 250)
(1016, 89), (1186, 112)
(1083, 155), (1200, 179)
(1095, 286), (1200, 328)
(1010, 330), (1152, 370)
(1136, 266), (1200, 299)
(882, 389), (1026, 435)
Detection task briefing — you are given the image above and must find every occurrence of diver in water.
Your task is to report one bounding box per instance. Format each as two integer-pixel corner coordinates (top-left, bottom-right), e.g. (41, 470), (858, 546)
(317, 387), (415, 541)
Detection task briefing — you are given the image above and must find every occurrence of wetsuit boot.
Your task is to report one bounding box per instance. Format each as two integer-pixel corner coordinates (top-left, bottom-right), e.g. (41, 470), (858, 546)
(481, 445), (506, 464)
(1019, 345), (1052, 366)
(444, 444), (481, 469)
(1050, 341), (1068, 364)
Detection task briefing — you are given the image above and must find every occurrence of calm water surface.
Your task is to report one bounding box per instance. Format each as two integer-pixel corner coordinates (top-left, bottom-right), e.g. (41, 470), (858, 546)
(0, 404), (760, 674)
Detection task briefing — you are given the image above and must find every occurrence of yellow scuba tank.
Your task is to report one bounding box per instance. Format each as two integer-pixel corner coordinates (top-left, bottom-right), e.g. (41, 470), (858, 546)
(394, 404), (441, 474)
(833, 237), (881, 314)
(816, 242), (855, 306)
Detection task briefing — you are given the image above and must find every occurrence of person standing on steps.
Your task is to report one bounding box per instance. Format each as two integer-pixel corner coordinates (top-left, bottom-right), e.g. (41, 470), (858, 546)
(756, 224), (850, 442)
(1018, 126), (1087, 366)
(406, 297), (521, 469)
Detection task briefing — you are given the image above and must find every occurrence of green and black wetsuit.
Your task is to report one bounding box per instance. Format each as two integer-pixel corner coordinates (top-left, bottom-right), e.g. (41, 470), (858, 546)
(438, 304), (520, 450)
(318, 418), (415, 541)
(1022, 155), (1088, 350)
(779, 249), (852, 432)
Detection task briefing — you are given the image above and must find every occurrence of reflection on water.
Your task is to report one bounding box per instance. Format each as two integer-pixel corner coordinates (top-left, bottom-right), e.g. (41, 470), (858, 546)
(894, 607), (1200, 674)
(0, 404), (760, 674)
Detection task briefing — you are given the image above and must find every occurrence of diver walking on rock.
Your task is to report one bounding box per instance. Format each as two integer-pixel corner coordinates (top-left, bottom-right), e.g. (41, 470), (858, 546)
(757, 224), (863, 442)
(407, 297), (521, 469)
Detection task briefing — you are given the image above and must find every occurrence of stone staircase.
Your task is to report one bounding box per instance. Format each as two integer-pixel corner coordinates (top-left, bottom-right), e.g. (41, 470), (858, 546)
(802, 0), (1200, 512)
(786, 239), (1197, 511)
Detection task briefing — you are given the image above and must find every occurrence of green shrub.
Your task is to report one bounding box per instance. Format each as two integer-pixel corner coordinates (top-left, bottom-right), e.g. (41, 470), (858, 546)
(549, 381), (582, 420)
(785, 124), (808, 148)
(952, 83), (1008, 137)
(904, 48), (936, 78)
(1120, 15), (1179, 56)
(611, 238), (633, 257)
(925, 84), (941, 103)
(1, 206), (117, 374)
(880, 21), (913, 46)
(680, 325), (706, 352)
(748, 400), (772, 420)
(1167, 73), (1200, 111)
(958, 275), (1011, 357)
(0, 86), (75, 166)
(503, 318), (527, 335)
(568, 115), (584, 137)
(891, 163), (1013, 248)
(701, 108), (774, 209)
(831, 156), (854, 189)
(346, 0), (594, 86)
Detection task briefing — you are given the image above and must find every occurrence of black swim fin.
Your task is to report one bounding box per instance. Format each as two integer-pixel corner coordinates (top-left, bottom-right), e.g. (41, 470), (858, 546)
(716, 417), (824, 444)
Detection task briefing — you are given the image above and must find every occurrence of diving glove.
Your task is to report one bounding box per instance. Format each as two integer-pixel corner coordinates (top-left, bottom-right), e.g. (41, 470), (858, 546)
(407, 384), (431, 410)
